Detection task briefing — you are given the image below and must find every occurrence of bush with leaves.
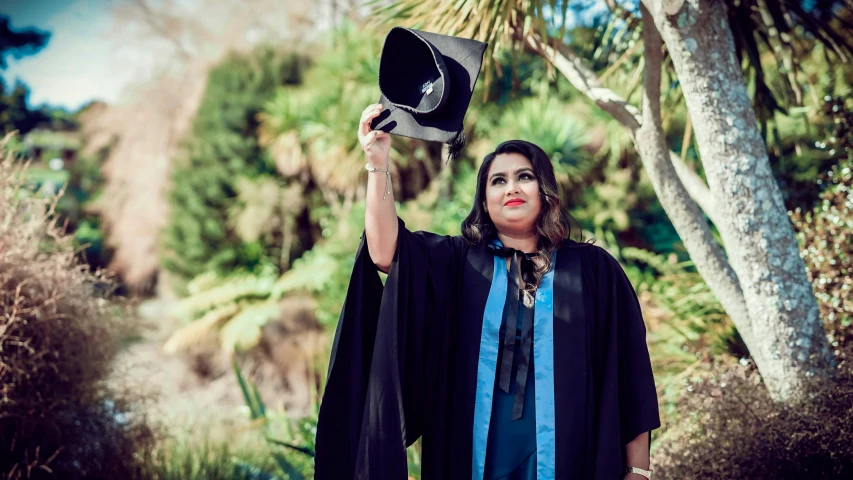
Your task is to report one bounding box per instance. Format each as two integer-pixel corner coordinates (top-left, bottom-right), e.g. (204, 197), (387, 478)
(792, 156), (853, 354)
(653, 153), (853, 479)
(258, 24), (409, 198)
(653, 355), (853, 480)
(162, 46), (308, 289)
(135, 439), (282, 480)
(163, 204), (365, 355)
(0, 145), (153, 478)
(232, 361), (315, 479)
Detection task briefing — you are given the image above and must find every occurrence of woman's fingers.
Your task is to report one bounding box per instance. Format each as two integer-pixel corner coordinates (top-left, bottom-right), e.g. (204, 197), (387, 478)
(362, 130), (388, 152)
(359, 104), (382, 131)
(362, 130), (387, 151)
(358, 104), (384, 138)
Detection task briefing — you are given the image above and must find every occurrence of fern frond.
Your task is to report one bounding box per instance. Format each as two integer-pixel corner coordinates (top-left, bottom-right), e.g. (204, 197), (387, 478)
(163, 303), (240, 354)
(219, 301), (280, 353)
(173, 274), (277, 320)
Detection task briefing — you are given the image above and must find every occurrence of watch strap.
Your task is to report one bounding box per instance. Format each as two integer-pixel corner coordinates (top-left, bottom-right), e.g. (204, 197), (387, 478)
(625, 466), (653, 479)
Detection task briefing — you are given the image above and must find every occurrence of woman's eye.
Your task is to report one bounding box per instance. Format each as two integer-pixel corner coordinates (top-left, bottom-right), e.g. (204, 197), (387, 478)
(492, 178), (505, 185)
(519, 173), (534, 181)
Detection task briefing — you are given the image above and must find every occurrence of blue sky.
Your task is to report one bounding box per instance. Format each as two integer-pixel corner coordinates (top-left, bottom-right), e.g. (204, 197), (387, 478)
(2, 0), (136, 110)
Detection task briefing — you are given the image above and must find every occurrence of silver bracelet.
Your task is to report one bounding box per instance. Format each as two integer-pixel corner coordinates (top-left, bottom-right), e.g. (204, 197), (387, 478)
(365, 162), (391, 199)
(625, 466), (653, 479)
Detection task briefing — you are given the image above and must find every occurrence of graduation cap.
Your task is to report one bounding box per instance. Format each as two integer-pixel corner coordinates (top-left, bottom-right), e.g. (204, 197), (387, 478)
(370, 27), (488, 162)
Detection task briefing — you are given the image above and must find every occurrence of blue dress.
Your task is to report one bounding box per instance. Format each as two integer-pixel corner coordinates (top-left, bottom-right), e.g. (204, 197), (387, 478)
(484, 302), (537, 480)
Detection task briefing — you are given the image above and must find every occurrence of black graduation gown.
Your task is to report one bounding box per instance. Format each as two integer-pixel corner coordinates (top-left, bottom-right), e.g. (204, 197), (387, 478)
(315, 219), (660, 480)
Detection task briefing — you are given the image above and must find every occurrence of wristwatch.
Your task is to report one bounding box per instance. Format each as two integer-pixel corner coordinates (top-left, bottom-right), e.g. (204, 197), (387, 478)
(625, 466), (653, 479)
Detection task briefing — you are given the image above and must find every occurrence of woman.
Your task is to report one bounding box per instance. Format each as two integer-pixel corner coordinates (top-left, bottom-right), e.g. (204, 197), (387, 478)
(314, 104), (661, 480)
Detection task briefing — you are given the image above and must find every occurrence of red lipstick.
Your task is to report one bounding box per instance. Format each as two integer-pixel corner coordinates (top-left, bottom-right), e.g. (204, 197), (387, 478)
(505, 198), (526, 206)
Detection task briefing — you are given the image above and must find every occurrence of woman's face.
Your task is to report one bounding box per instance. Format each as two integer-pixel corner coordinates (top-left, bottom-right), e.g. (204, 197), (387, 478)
(484, 152), (542, 235)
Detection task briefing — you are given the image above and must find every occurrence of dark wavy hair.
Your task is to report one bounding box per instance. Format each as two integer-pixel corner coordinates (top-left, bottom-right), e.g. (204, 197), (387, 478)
(461, 140), (586, 290)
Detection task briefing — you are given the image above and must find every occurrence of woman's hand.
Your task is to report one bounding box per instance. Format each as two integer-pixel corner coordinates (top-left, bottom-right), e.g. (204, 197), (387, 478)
(358, 103), (391, 167)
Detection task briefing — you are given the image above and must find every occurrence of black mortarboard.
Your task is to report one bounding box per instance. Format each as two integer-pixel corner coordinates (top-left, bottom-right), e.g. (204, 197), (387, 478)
(370, 27), (488, 161)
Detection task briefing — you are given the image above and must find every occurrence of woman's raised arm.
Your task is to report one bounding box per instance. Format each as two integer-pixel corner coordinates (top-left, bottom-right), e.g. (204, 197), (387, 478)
(358, 103), (398, 272)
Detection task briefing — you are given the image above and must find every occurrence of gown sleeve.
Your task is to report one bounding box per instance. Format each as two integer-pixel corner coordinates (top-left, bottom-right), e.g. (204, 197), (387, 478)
(314, 217), (466, 480)
(585, 245), (661, 452)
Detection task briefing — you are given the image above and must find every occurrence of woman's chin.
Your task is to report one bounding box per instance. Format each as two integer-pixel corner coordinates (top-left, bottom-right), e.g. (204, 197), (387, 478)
(494, 218), (537, 234)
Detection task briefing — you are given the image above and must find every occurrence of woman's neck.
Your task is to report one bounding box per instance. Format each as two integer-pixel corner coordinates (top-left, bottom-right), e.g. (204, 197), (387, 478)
(496, 230), (539, 253)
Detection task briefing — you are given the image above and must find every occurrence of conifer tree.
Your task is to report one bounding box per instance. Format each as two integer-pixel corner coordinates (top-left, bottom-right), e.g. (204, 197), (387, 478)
(162, 47), (305, 286)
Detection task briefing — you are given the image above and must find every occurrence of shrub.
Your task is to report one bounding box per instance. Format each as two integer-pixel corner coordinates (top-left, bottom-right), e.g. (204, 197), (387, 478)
(0, 145), (153, 478)
(653, 354), (853, 480)
(655, 156), (853, 479)
(135, 439), (282, 480)
(162, 47), (308, 289)
(792, 156), (853, 354)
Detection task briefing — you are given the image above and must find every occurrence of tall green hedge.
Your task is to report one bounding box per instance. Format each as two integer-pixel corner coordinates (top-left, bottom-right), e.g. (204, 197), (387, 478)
(162, 47), (306, 287)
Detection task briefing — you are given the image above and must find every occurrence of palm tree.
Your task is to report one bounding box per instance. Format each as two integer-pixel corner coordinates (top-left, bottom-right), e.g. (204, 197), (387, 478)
(372, 0), (853, 401)
(257, 25), (380, 208)
(258, 24), (448, 211)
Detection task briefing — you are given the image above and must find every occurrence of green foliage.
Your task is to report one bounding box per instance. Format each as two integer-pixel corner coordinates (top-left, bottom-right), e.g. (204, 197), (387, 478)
(792, 156), (853, 351)
(408, 440), (423, 479)
(423, 162), (479, 235)
(1, 79), (47, 134)
(164, 267), (279, 354)
(0, 80), (77, 135)
(272, 202), (368, 327)
(162, 46), (308, 288)
(0, 17), (59, 137)
(164, 202), (363, 353)
(233, 360), (315, 479)
(617, 246), (745, 424)
(763, 50), (853, 210)
(259, 24), (382, 194)
(136, 439), (284, 480)
(573, 167), (635, 234)
(622, 248), (731, 343)
(489, 96), (593, 187)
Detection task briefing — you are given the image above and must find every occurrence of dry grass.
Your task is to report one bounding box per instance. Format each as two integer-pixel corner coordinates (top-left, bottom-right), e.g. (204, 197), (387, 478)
(0, 139), (154, 479)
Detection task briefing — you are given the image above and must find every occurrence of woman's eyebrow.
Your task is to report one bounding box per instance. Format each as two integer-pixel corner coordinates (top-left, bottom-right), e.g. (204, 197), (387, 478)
(489, 167), (533, 181)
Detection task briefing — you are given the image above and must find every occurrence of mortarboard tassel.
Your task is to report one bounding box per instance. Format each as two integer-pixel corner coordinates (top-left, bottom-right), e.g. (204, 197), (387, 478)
(446, 128), (466, 163)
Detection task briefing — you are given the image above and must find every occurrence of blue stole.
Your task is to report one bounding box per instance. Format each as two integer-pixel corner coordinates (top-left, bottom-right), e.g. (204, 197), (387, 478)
(472, 242), (557, 479)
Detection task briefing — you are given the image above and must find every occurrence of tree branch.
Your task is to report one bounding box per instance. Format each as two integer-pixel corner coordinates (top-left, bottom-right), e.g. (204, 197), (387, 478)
(523, 32), (722, 225)
(636, 5), (753, 345)
(129, 0), (192, 60)
(525, 34), (642, 132)
(668, 150), (719, 225)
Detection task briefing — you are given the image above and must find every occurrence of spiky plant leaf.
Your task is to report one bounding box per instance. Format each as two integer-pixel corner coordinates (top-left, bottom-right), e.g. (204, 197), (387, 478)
(264, 438), (314, 457)
(233, 358), (266, 420)
(271, 451), (305, 480)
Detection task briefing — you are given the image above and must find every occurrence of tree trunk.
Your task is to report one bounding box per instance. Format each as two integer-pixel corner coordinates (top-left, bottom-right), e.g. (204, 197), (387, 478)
(635, 6), (756, 352)
(524, 31), (754, 361)
(645, 0), (834, 400)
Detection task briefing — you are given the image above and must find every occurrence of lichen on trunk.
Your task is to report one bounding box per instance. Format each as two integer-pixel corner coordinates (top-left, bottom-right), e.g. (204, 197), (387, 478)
(645, 0), (834, 400)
